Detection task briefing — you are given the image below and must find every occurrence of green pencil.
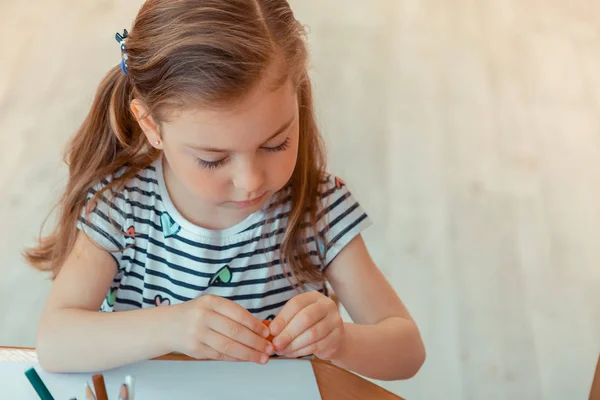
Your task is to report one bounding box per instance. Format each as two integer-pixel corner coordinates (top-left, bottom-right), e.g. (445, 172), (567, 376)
(24, 367), (55, 400)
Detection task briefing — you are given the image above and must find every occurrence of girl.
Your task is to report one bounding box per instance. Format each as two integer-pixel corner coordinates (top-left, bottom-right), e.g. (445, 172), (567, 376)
(26, 0), (425, 380)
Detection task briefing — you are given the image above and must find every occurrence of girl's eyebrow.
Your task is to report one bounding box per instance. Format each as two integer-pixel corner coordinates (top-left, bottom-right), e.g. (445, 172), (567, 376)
(189, 116), (295, 153)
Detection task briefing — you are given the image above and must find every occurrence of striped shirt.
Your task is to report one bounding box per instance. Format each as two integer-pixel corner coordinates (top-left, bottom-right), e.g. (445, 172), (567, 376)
(77, 157), (371, 320)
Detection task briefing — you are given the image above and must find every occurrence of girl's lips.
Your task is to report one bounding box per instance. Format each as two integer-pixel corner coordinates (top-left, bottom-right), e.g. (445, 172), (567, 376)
(232, 193), (265, 208)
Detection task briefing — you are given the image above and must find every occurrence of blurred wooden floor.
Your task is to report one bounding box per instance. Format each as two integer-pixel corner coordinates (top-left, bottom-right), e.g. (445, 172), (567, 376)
(0, 0), (599, 398)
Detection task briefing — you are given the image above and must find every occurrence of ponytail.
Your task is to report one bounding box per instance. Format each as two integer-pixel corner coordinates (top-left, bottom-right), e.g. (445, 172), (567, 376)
(24, 66), (157, 277)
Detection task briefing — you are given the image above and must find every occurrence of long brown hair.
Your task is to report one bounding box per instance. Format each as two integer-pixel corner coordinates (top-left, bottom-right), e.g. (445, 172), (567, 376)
(25, 0), (327, 286)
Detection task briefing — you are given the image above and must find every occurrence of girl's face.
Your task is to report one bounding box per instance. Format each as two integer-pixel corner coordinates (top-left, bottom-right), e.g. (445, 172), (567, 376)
(133, 76), (300, 228)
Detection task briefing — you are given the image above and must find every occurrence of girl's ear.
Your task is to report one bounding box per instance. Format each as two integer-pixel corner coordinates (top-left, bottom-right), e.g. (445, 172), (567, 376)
(130, 99), (163, 149)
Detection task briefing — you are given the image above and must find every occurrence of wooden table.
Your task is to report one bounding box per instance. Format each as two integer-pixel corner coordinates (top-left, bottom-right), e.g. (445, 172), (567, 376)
(590, 355), (600, 400)
(0, 346), (403, 400)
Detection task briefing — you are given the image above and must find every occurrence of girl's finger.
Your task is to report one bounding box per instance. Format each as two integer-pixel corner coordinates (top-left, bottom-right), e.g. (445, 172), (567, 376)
(208, 312), (274, 355)
(277, 316), (331, 355)
(284, 328), (339, 359)
(208, 296), (270, 338)
(194, 342), (243, 362)
(269, 292), (322, 336)
(203, 329), (269, 365)
(272, 301), (327, 351)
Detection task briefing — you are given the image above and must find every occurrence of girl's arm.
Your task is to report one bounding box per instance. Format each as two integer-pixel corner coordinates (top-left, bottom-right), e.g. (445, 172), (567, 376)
(37, 232), (271, 373)
(325, 235), (426, 380)
(36, 233), (180, 372)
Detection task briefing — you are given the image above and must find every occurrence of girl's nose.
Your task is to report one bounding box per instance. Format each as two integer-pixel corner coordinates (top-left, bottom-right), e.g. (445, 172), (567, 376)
(232, 159), (264, 194)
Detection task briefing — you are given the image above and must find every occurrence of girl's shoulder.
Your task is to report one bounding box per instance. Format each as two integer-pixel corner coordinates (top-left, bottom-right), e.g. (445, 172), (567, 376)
(77, 162), (163, 261)
(271, 172), (353, 214)
(88, 161), (162, 207)
(318, 172), (349, 195)
(315, 172), (358, 213)
(308, 172), (372, 268)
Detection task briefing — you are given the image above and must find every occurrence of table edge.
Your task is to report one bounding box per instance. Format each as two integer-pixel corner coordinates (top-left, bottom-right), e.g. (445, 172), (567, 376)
(0, 346), (403, 400)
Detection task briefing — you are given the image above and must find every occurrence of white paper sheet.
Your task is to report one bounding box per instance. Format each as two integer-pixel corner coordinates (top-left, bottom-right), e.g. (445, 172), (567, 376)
(0, 359), (322, 400)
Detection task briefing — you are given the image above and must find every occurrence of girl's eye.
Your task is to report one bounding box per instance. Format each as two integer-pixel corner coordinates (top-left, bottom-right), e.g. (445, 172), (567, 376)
(196, 138), (290, 169)
(196, 157), (228, 170)
(262, 137), (290, 152)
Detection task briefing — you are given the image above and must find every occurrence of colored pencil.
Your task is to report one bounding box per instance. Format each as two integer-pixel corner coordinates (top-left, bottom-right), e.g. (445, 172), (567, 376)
(118, 383), (129, 400)
(124, 375), (135, 400)
(92, 374), (108, 400)
(85, 382), (96, 400)
(24, 367), (55, 400)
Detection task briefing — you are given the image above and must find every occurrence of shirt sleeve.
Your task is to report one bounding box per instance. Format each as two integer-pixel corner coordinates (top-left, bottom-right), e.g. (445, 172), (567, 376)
(76, 178), (130, 265)
(314, 174), (372, 269)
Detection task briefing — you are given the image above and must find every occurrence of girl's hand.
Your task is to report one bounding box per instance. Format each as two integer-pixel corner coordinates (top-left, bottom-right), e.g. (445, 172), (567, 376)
(268, 291), (345, 360)
(174, 294), (274, 364)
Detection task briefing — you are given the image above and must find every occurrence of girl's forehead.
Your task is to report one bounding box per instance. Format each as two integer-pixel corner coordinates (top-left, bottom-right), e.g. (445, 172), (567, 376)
(161, 58), (295, 127)
(161, 78), (298, 149)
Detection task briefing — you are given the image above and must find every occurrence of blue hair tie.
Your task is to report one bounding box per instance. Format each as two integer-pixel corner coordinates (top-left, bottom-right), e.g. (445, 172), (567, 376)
(115, 29), (129, 75)
(120, 59), (128, 75)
